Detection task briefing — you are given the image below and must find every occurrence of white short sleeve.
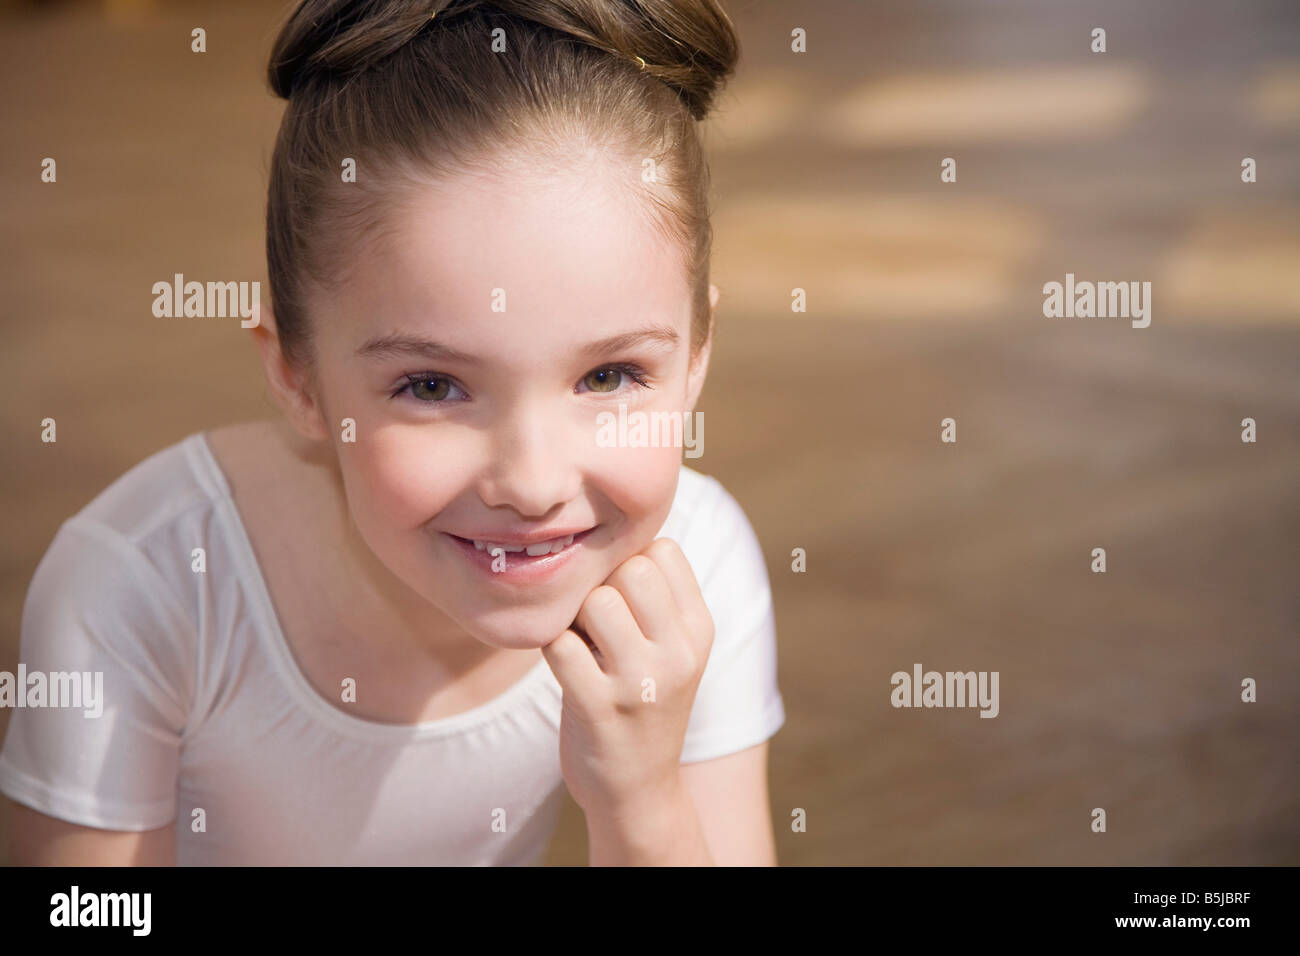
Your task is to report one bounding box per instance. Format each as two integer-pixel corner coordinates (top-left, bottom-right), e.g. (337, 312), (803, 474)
(677, 476), (786, 764)
(0, 518), (194, 831)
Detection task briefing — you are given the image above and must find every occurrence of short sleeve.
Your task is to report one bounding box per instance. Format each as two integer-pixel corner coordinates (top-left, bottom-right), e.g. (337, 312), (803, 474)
(0, 518), (194, 831)
(677, 477), (786, 764)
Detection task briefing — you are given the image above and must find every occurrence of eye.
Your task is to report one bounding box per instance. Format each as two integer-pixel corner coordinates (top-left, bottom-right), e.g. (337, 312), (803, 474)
(578, 363), (652, 394)
(392, 373), (466, 403)
(584, 368), (622, 392)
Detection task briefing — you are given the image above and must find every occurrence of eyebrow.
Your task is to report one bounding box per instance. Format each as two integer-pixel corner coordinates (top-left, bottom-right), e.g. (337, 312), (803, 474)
(355, 324), (680, 363)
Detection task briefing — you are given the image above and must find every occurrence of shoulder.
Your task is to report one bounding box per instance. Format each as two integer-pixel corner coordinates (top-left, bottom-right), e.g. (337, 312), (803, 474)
(21, 429), (237, 677)
(72, 430), (221, 543)
(660, 466), (766, 577)
(659, 465), (743, 546)
(658, 466), (773, 626)
(16, 443), (222, 736)
(664, 468), (786, 763)
(37, 428), (225, 602)
(61, 420), (295, 574)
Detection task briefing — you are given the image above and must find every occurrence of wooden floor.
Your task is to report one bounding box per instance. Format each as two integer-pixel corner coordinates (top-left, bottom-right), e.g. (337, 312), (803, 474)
(0, 0), (1296, 865)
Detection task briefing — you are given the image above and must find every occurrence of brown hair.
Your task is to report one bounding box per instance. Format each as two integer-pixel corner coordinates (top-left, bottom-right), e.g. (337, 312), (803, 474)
(265, 0), (740, 379)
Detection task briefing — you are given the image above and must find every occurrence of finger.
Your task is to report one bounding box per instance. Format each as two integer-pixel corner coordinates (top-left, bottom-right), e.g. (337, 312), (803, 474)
(575, 584), (642, 673)
(567, 621), (609, 672)
(643, 537), (714, 654)
(604, 553), (680, 644)
(541, 628), (604, 688)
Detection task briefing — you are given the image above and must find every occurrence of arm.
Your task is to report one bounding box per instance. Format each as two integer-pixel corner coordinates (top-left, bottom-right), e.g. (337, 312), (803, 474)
(4, 796), (175, 866)
(678, 740), (777, 866)
(584, 740), (777, 866)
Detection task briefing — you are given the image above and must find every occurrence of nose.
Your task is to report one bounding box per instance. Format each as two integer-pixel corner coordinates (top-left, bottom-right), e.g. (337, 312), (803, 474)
(477, 401), (581, 518)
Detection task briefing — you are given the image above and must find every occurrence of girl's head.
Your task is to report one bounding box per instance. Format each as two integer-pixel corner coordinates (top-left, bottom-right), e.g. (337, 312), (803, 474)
(255, 0), (739, 650)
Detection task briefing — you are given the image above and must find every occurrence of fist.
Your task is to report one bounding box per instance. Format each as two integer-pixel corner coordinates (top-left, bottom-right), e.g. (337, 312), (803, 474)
(541, 536), (715, 816)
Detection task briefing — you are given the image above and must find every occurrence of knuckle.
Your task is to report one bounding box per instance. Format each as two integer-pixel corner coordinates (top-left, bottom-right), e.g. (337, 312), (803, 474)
(646, 537), (681, 562)
(675, 653), (701, 686)
(663, 644), (698, 680)
(585, 585), (624, 616)
(620, 554), (660, 584)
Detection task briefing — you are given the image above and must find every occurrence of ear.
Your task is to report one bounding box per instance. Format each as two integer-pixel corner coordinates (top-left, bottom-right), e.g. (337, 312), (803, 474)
(684, 283), (718, 414)
(250, 301), (330, 442)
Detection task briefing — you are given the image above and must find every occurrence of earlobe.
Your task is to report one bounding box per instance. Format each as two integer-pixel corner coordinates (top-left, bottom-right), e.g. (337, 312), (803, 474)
(686, 340), (711, 415)
(251, 304), (330, 443)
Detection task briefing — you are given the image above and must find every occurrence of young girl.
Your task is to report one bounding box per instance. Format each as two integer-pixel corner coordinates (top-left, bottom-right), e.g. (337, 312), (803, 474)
(0, 0), (784, 866)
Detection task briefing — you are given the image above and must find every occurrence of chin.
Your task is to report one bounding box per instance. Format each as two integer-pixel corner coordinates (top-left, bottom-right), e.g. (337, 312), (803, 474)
(455, 600), (584, 651)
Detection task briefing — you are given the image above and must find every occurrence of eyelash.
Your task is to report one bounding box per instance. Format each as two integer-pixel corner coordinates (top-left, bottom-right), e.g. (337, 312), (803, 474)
(389, 362), (654, 403)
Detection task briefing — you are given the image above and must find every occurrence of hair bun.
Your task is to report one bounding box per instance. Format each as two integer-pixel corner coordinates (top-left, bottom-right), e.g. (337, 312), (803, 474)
(269, 0), (739, 120)
(268, 0), (435, 99)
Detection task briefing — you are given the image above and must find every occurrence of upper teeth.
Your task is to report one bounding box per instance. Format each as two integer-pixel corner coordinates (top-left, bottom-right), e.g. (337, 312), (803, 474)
(473, 534), (576, 556)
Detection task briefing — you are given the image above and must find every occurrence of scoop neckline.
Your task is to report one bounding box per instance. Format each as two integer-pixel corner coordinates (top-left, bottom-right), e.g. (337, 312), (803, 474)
(186, 428), (555, 743)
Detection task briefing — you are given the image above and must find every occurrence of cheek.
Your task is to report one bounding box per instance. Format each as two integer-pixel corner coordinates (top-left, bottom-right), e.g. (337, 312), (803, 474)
(599, 443), (683, 535)
(339, 427), (475, 531)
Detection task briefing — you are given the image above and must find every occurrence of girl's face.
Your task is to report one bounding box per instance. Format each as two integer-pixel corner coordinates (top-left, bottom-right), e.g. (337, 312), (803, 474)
(284, 161), (711, 650)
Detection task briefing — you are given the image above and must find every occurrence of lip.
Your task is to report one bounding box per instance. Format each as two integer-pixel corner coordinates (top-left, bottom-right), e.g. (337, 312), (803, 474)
(443, 528), (596, 583)
(446, 527), (594, 548)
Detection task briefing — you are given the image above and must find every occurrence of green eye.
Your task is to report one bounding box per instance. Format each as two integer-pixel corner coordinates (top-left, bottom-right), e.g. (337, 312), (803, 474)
(584, 368), (623, 392)
(409, 377), (451, 401)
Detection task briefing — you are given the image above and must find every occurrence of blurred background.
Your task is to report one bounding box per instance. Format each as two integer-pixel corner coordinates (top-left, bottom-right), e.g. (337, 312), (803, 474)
(1, 0), (1297, 865)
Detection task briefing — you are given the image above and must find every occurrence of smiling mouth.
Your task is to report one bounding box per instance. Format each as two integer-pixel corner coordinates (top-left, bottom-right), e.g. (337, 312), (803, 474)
(448, 528), (596, 558)
(474, 533), (572, 556)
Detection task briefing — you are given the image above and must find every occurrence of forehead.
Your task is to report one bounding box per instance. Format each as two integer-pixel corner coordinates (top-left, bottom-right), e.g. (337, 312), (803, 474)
(326, 158), (691, 357)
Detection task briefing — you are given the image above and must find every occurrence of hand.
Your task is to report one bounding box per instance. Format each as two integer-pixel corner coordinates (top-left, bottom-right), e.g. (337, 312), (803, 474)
(541, 537), (715, 820)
